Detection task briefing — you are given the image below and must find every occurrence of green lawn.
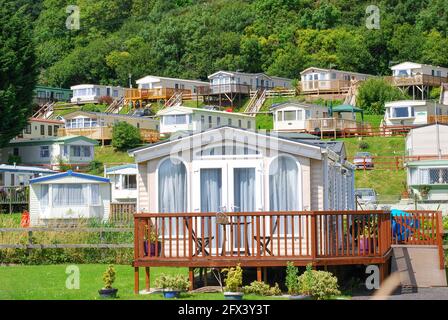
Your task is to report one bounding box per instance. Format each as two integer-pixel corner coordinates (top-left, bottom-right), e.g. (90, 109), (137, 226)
(335, 136), (406, 198)
(94, 146), (134, 165)
(0, 264), (284, 300)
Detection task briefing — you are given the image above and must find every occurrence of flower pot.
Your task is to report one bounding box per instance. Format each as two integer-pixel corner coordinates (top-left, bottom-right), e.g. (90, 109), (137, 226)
(163, 290), (181, 299)
(289, 295), (313, 300)
(224, 292), (244, 300)
(143, 241), (162, 257)
(359, 237), (369, 253)
(98, 288), (118, 299)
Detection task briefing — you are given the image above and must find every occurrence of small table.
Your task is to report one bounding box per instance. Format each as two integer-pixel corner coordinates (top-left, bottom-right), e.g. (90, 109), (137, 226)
(219, 220), (252, 256)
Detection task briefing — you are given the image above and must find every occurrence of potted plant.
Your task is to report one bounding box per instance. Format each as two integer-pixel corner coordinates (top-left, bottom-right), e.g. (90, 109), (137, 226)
(143, 225), (161, 257)
(401, 181), (410, 199)
(223, 264), (244, 300)
(418, 185), (431, 200)
(155, 274), (190, 299)
(98, 265), (118, 299)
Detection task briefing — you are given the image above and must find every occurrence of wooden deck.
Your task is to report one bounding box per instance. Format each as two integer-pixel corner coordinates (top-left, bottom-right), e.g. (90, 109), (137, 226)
(300, 80), (352, 94)
(125, 88), (191, 101)
(385, 75), (448, 87)
(58, 127), (159, 143)
(132, 210), (444, 292)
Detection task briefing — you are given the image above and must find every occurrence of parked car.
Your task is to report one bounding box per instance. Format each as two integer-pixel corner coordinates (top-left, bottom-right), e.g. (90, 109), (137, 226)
(353, 152), (374, 169)
(355, 188), (378, 205)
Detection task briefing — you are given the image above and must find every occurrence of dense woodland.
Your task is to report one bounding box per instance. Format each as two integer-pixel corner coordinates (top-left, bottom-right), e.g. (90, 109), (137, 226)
(15, 0), (448, 87)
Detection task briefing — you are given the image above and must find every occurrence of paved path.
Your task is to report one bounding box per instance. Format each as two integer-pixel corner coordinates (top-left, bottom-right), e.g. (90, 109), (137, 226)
(352, 287), (448, 300)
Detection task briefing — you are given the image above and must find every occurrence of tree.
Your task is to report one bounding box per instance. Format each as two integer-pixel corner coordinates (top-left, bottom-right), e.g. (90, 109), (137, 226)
(357, 78), (406, 115)
(112, 122), (142, 151)
(0, 1), (37, 147)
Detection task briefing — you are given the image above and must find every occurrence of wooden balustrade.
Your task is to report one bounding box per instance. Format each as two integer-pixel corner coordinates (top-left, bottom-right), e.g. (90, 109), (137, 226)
(133, 210), (408, 267)
(197, 84), (251, 95)
(110, 202), (136, 224)
(125, 88), (191, 101)
(0, 186), (29, 205)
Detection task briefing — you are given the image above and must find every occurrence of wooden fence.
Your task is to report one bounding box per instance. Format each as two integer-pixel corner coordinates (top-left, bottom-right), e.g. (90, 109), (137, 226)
(110, 202), (136, 224)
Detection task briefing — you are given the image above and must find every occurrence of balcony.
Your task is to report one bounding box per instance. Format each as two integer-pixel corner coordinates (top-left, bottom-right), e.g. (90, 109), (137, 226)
(300, 80), (352, 94)
(124, 88), (191, 101)
(385, 75), (448, 87)
(197, 84), (251, 96)
(305, 118), (364, 133)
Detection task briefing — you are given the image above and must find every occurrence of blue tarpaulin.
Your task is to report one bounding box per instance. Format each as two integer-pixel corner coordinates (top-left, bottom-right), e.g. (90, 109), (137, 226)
(391, 209), (419, 242)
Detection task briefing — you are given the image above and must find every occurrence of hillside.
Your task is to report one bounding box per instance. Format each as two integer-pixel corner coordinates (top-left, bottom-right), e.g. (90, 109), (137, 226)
(28, 0), (448, 90)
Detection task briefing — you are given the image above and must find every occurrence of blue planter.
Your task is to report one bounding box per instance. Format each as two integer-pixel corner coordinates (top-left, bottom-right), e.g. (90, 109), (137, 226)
(224, 292), (244, 300)
(163, 291), (181, 299)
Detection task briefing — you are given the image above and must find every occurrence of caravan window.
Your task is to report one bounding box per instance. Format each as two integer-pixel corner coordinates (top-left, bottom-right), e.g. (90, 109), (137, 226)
(164, 115), (188, 125)
(283, 111), (296, 121)
(123, 174), (137, 190)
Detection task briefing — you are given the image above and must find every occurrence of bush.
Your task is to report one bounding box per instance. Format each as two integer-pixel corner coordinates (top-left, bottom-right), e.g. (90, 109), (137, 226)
(243, 281), (281, 296)
(297, 266), (341, 300)
(357, 78), (407, 115)
(358, 141), (369, 150)
(223, 264), (243, 292)
(155, 274), (190, 291)
(285, 261), (300, 294)
(7, 154), (21, 165)
(112, 121), (142, 151)
(98, 96), (113, 105)
(88, 160), (104, 175)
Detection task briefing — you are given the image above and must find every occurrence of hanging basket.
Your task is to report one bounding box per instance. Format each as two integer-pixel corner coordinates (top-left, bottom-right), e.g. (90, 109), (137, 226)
(216, 212), (230, 225)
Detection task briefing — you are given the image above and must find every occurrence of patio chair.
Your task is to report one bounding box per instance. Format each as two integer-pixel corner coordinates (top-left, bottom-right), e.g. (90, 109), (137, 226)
(254, 217), (279, 256)
(184, 217), (214, 257)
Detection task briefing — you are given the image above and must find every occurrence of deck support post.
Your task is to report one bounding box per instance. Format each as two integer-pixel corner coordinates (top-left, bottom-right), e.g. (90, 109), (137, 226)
(189, 268), (194, 291)
(257, 267), (262, 282)
(134, 267), (139, 294)
(263, 267), (267, 283)
(145, 267), (150, 292)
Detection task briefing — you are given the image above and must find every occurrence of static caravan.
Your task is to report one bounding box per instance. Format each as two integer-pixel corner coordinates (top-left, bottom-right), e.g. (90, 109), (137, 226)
(136, 76), (208, 93)
(0, 164), (55, 187)
(61, 111), (160, 143)
(390, 62), (448, 79)
(130, 125), (354, 221)
(271, 102), (329, 132)
(71, 84), (124, 104)
(13, 118), (64, 141)
(157, 105), (255, 135)
(300, 67), (373, 94)
(105, 164), (137, 203)
(33, 85), (72, 105)
(406, 124), (448, 157)
(383, 100), (448, 127)
(29, 171), (111, 226)
(2, 136), (98, 169)
(207, 71), (292, 91)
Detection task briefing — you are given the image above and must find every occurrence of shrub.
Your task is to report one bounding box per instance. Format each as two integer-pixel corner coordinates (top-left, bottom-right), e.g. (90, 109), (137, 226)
(88, 160), (104, 175)
(297, 267), (341, 300)
(98, 96), (113, 105)
(102, 265), (116, 289)
(155, 274), (190, 291)
(7, 154), (21, 165)
(285, 261), (299, 294)
(358, 141), (369, 150)
(112, 121), (142, 151)
(223, 264), (243, 292)
(243, 281), (281, 296)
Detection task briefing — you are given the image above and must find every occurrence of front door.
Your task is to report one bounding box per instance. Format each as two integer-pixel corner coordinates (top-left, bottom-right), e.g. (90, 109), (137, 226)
(193, 160), (263, 255)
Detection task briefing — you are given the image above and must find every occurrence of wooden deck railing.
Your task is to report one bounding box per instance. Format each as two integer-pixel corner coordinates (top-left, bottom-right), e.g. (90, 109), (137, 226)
(300, 80), (352, 93)
(385, 75), (448, 87)
(110, 202), (136, 225)
(0, 187), (29, 205)
(197, 84), (251, 95)
(133, 211), (398, 267)
(125, 88), (191, 101)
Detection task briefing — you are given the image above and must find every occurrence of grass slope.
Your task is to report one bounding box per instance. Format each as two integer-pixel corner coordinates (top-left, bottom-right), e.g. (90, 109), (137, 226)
(94, 146), (134, 165)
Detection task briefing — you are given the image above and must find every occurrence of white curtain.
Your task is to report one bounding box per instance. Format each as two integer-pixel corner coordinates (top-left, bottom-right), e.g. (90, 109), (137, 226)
(269, 156), (299, 235)
(40, 184), (49, 207)
(200, 168), (222, 243)
(158, 159), (187, 235)
(52, 184), (88, 206)
(91, 184), (100, 205)
(233, 168), (255, 249)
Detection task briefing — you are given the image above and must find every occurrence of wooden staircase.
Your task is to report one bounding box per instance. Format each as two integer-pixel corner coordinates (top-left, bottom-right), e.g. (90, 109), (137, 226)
(164, 91), (183, 108)
(105, 97), (125, 113)
(32, 101), (55, 119)
(245, 89), (267, 115)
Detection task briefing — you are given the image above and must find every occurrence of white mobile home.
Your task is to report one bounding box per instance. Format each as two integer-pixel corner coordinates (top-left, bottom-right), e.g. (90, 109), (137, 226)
(406, 124), (448, 157)
(157, 105), (255, 134)
(300, 67), (373, 93)
(271, 102), (329, 132)
(0, 164), (55, 187)
(71, 84), (124, 104)
(136, 76), (208, 93)
(383, 100), (448, 127)
(208, 71), (292, 91)
(130, 126), (354, 214)
(29, 171), (111, 226)
(105, 164), (137, 203)
(1, 136), (98, 169)
(390, 62), (448, 78)
(13, 118), (64, 140)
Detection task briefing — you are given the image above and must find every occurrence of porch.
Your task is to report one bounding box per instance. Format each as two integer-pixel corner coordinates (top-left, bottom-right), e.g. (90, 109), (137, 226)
(300, 80), (351, 94)
(304, 118), (366, 138)
(58, 127), (159, 143)
(132, 210), (444, 292)
(385, 75), (448, 87)
(124, 88), (192, 107)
